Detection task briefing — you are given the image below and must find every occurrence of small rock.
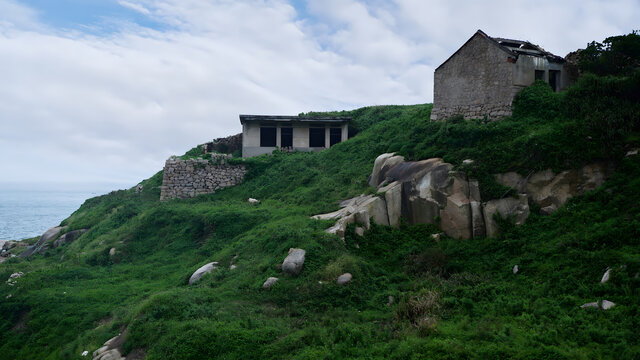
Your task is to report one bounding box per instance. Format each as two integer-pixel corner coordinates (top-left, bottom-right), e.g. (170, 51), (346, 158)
(135, 183), (144, 193)
(262, 277), (278, 289)
(540, 204), (557, 215)
(282, 248), (306, 276)
(462, 159), (474, 165)
(188, 262), (219, 285)
(81, 350), (88, 356)
(431, 233), (442, 242)
(601, 300), (615, 310)
(626, 149), (638, 157)
(229, 264), (237, 270)
(512, 265), (519, 274)
(109, 248), (116, 257)
(387, 296), (394, 306)
(248, 198), (260, 204)
(337, 273), (352, 285)
(580, 302), (599, 309)
(355, 226), (365, 237)
(600, 267), (611, 283)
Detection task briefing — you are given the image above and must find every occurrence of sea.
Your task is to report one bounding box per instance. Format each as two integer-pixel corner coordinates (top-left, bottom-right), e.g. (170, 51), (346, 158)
(0, 183), (126, 241)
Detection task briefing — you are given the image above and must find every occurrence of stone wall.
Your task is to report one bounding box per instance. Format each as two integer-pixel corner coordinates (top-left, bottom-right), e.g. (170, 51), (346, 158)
(431, 32), (516, 121)
(160, 154), (247, 201)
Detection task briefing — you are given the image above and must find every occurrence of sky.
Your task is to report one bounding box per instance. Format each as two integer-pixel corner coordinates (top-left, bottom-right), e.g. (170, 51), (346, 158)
(0, 0), (638, 190)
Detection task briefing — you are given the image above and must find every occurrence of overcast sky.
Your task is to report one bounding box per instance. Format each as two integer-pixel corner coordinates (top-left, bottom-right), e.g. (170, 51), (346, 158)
(1, 0), (638, 189)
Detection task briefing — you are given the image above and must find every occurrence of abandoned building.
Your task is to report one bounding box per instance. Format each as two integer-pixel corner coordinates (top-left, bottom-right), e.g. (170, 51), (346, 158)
(431, 30), (574, 121)
(240, 115), (350, 157)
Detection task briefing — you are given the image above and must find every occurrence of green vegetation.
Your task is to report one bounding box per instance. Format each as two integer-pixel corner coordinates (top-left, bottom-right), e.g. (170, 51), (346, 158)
(1, 34), (639, 359)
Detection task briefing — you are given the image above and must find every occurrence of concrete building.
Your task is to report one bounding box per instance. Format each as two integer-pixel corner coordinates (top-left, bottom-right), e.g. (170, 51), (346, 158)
(240, 115), (350, 157)
(431, 30), (573, 121)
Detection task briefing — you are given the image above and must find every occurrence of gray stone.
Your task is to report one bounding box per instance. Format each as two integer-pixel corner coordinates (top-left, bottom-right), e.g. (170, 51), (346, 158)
(282, 248), (306, 276)
(513, 265), (519, 274)
(109, 248), (116, 257)
(379, 181), (402, 226)
(440, 192), (472, 240)
(188, 262), (219, 284)
(262, 277), (278, 289)
(21, 226), (66, 257)
(369, 153), (395, 187)
(53, 229), (88, 248)
(601, 268), (611, 283)
(540, 204), (557, 215)
(360, 196), (389, 226)
(355, 226), (365, 237)
(337, 273), (352, 285)
(601, 300), (615, 310)
(248, 198), (260, 204)
(580, 302), (599, 309)
(483, 194), (530, 238)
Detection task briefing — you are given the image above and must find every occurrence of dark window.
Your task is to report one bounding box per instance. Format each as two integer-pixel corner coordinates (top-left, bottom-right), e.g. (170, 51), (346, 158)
(281, 127), (293, 148)
(535, 70), (545, 81)
(260, 127), (276, 147)
(309, 127), (325, 148)
(329, 128), (342, 147)
(549, 70), (560, 91)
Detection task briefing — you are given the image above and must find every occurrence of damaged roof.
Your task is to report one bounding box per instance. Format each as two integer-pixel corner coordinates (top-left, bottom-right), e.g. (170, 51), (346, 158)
(436, 29), (565, 70)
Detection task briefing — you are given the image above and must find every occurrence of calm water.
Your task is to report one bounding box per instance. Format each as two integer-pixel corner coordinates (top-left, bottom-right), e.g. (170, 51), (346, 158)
(0, 184), (123, 241)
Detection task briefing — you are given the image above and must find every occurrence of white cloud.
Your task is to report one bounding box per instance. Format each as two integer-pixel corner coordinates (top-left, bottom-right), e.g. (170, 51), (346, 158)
(0, 0), (638, 187)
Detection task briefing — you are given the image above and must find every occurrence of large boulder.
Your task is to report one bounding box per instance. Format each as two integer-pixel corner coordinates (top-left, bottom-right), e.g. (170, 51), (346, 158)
(282, 248), (306, 276)
(359, 196), (389, 226)
(380, 181), (402, 227)
(483, 194), (530, 238)
(20, 226), (66, 257)
(369, 153), (396, 187)
(188, 262), (218, 284)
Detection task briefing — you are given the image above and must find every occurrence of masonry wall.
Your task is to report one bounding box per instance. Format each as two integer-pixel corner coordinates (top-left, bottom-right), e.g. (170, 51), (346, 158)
(160, 154), (247, 201)
(431, 33), (517, 121)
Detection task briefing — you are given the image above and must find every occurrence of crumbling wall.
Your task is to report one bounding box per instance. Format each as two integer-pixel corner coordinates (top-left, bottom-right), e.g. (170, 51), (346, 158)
(160, 154), (247, 201)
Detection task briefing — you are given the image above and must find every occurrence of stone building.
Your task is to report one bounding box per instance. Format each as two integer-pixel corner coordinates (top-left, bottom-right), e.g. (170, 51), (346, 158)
(431, 30), (573, 121)
(240, 115), (350, 157)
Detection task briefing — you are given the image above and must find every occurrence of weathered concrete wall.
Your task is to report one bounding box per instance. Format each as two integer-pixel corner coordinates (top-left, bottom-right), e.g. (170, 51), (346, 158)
(431, 33), (516, 121)
(160, 154), (247, 201)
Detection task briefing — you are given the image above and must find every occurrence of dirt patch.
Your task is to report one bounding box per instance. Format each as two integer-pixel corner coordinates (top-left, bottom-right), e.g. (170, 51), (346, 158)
(11, 310), (28, 333)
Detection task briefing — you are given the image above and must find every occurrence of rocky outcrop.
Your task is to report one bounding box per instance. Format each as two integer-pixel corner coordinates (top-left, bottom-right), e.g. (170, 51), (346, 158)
(314, 153), (613, 239)
(495, 162), (614, 213)
(282, 248), (306, 276)
(92, 333), (128, 360)
(20, 226), (67, 257)
(188, 262), (218, 284)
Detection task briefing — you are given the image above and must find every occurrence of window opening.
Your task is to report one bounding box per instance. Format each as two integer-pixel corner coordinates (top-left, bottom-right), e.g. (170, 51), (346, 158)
(309, 127), (325, 148)
(260, 127), (276, 147)
(280, 127), (293, 148)
(329, 128), (342, 147)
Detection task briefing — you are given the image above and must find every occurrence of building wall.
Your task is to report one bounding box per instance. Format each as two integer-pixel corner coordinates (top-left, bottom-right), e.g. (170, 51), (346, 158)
(160, 154), (247, 201)
(430, 34), (568, 121)
(242, 122), (348, 157)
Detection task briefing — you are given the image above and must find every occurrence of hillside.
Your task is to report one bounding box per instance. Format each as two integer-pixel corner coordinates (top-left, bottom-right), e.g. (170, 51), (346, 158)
(1, 72), (639, 358)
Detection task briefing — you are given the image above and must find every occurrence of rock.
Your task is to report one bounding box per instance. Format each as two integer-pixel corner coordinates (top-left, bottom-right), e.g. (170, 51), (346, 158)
(540, 204), (557, 215)
(82, 350), (89, 356)
(483, 194), (530, 238)
(282, 248), (306, 276)
(580, 302), (599, 309)
(431, 233), (441, 241)
(20, 226), (66, 257)
(93, 346), (108, 357)
(369, 153), (396, 187)
(229, 264), (237, 270)
(359, 196), (389, 226)
(495, 172), (526, 193)
(462, 159), (474, 165)
(600, 268), (611, 283)
(53, 229), (88, 248)
(440, 192), (472, 239)
(625, 149), (638, 157)
(94, 349), (123, 360)
(513, 265), (519, 274)
(379, 181), (402, 227)
(188, 262), (219, 284)
(248, 198), (260, 204)
(135, 183), (144, 193)
(355, 226), (365, 237)
(262, 277), (278, 289)
(387, 296), (394, 306)
(601, 300), (615, 310)
(354, 209), (371, 230)
(109, 248), (116, 256)
(468, 179), (485, 238)
(337, 273), (352, 285)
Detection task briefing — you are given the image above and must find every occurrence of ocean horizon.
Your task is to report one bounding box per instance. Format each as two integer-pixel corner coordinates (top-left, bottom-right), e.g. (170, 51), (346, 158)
(0, 182), (130, 241)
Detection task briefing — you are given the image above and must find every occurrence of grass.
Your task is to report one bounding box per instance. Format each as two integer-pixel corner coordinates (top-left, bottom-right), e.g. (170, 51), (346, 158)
(0, 74), (639, 359)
